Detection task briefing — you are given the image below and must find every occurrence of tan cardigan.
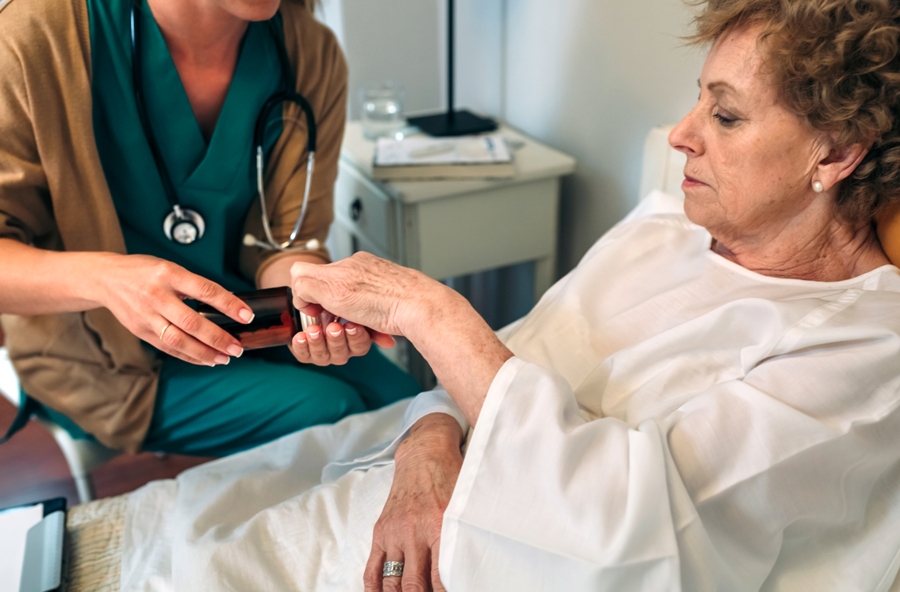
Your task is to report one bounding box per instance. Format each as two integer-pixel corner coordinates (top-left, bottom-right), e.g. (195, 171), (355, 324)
(0, 0), (347, 452)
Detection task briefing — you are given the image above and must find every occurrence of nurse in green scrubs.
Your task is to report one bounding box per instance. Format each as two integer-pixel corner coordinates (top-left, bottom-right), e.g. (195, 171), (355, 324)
(33, 0), (419, 456)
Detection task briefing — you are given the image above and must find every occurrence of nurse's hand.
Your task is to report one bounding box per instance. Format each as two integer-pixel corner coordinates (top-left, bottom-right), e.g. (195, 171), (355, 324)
(97, 254), (252, 366)
(288, 318), (389, 366)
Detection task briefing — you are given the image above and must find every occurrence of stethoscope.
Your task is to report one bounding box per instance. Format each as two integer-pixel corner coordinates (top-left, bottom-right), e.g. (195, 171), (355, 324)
(130, 1), (318, 249)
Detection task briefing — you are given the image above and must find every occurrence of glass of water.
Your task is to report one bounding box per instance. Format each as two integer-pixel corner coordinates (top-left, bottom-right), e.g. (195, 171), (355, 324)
(361, 83), (405, 140)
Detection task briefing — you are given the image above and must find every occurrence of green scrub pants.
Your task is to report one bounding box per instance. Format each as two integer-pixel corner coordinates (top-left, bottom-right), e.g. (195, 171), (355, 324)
(37, 347), (420, 457)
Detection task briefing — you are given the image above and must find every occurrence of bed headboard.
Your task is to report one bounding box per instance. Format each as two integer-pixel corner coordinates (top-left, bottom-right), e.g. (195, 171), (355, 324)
(639, 125), (900, 267)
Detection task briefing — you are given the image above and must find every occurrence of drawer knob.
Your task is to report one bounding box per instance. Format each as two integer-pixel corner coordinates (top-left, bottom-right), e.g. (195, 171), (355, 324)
(351, 197), (363, 222)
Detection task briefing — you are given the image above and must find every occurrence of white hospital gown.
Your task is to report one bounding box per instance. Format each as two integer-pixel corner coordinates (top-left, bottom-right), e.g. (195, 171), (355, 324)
(122, 192), (900, 591)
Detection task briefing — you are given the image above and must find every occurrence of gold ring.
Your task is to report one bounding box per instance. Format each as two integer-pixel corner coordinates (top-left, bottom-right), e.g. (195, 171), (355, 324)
(159, 322), (173, 342)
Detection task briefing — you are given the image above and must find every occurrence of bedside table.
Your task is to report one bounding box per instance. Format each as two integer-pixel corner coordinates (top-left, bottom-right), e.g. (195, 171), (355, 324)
(328, 122), (576, 386)
(330, 122), (576, 300)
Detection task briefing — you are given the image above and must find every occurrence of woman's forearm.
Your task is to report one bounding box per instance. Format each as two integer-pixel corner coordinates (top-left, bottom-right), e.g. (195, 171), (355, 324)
(404, 288), (513, 427)
(289, 253), (514, 426)
(398, 413), (466, 458)
(0, 238), (255, 366)
(0, 238), (110, 315)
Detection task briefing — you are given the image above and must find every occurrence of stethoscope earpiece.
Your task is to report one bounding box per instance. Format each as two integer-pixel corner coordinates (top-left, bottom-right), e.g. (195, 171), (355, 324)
(243, 233), (264, 248)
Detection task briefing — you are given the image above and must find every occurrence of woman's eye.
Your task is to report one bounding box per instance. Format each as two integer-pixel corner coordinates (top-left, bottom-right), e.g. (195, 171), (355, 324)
(713, 110), (737, 127)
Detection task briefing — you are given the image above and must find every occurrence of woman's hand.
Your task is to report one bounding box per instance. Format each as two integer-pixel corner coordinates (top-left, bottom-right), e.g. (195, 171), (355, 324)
(94, 254), (252, 366)
(290, 252), (451, 340)
(262, 253), (390, 366)
(364, 413), (464, 592)
(291, 252), (513, 427)
(288, 319), (383, 366)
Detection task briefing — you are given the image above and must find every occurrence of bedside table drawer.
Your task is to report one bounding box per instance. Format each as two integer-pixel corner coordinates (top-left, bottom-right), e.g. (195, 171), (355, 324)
(334, 165), (395, 256)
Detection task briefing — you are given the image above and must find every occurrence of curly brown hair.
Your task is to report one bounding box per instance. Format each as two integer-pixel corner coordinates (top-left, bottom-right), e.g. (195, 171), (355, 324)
(688, 0), (900, 225)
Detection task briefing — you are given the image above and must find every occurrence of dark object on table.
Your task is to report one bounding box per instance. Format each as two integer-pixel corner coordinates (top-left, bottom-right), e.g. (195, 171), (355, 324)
(408, 110), (497, 138)
(406, 0), (497, 137)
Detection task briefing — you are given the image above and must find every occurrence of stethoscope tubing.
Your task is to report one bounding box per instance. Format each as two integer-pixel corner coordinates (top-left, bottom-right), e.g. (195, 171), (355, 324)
(253, 89), (318, 250)
(130, 2), (180, 212)
(130, 0), (318, 251)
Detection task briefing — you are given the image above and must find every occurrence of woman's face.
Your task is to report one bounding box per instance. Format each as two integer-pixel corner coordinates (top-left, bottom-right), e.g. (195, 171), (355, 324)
(669, 26), (830, 244)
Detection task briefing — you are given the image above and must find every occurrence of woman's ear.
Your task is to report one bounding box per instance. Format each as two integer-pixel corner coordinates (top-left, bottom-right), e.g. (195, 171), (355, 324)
(816, 140), (869, 191)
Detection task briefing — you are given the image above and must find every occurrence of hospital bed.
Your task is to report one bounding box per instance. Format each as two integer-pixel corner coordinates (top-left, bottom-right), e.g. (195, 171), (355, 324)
(0, 125), (806, 589)
(5, 125), (679, 590)
(0, 125), (684, 591)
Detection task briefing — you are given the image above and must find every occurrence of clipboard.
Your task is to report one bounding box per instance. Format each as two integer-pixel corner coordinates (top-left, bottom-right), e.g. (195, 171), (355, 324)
(0, 497), (66, 592)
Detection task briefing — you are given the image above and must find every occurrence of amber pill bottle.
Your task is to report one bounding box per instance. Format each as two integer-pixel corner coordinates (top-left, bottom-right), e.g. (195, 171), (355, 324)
(196, 287), (302, 350)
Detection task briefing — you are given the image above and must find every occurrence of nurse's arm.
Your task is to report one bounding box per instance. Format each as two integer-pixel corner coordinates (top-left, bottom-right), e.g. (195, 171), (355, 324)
(255, 251), (329, 290)
(0, 238), (251, 366)
(257, 252), (391, 366)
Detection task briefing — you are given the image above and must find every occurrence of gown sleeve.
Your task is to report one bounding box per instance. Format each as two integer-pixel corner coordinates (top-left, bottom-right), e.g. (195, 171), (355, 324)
(440, 320), (900, 591)
(320, 387), (469, 483)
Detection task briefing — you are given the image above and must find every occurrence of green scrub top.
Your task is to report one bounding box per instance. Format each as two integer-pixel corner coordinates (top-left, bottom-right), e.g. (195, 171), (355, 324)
(88, 0), (285, 293)
(2, 0), (423, 454)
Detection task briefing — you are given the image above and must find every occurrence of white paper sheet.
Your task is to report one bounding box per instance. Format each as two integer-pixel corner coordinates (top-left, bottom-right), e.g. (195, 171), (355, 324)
(374, 135), (512, 166)
(0, 503), (43, 591)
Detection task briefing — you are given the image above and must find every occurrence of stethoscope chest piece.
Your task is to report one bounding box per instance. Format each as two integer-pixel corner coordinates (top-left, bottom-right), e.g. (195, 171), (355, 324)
(132, 3), (316, 251)
(163, 205), (206, 245)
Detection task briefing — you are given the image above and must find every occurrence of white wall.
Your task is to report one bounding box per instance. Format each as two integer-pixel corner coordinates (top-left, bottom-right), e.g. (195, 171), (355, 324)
(322, 0), (706, 275)
(502, 0), (704, 271)
(324, 0), (442, 118)
(321, 0), (504, 119)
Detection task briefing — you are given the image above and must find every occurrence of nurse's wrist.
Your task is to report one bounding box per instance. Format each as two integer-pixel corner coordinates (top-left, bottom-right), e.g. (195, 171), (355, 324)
(67, 251), (123, 310)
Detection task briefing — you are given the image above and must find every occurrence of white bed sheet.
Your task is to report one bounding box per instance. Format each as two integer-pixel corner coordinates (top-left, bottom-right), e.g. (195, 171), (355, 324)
(121, 388), (466, 592)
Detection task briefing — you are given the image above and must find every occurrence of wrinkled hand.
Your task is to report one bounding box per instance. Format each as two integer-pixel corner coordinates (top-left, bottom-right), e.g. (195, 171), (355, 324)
(364, 414), (464, 592)
(290, 252), (451, 341)
(96, 254), (251, 366)
(292, 252), (505, 427)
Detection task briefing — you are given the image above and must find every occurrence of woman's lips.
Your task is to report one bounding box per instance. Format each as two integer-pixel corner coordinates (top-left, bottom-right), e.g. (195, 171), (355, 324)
(682, 174), (707, 189)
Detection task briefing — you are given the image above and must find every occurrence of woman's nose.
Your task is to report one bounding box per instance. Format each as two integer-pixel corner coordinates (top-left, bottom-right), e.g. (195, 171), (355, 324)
(669, 107), (703, 157)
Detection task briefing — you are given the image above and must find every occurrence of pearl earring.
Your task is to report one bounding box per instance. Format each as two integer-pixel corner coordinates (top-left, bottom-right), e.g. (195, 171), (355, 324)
(813, 181), (824, 193)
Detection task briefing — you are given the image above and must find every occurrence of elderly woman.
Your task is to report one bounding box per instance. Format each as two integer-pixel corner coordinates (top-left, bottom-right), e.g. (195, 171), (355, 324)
(121, 0), (900, 590)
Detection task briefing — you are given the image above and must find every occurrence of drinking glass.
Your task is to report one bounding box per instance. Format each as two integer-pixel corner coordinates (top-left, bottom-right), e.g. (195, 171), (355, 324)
(361, 83), (405, 140)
